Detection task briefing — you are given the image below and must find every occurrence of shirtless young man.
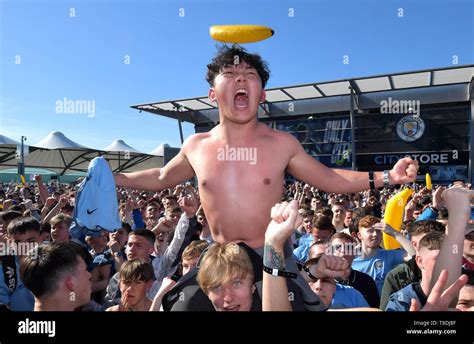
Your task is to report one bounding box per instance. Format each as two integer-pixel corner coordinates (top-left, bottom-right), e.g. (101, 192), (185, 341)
(115, 45), (419, 250)
(115, 45), (418, 311)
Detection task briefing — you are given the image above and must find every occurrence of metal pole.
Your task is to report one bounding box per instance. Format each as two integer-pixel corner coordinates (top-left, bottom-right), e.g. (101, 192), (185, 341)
(177, 116), (184, 145)
(21, 136), (26, 174)
(173, 104), (185, 145)
(349, 87), (357, 171)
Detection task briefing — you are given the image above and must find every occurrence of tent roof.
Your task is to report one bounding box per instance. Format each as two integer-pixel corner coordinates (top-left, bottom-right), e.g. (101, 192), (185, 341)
(34, 131), (87, 149)
(104, 139), (142, 153)
(150, 143), (170, 156)
(0, 132), (167, 175)
(0, 135), (20, 145)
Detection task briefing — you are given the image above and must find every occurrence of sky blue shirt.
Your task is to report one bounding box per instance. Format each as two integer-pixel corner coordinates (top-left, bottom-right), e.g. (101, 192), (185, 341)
(385, 283), (423, 312)
(293, 243), (311, 263)
(352, 249), (405, 295)
(71, 157), (121, 240)
(297, 233), (313, 248)
(0, 256), (35, 311)
(415, 207), (438, 222)
(331, 284), (370, 309)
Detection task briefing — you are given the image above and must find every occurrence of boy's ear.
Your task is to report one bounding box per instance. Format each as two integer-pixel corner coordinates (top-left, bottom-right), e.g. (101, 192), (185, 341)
(209, 88), (217, 103)
(415, 255), (423, 270)
(146, 280), (153, 292)
(260, 89), (266, 103)
(65, 275), (74, 291)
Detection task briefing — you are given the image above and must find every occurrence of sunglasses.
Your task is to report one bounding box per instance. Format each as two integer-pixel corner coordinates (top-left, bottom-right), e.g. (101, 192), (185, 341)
(303, 263), (337, 284)
(312, 277), (337, 284)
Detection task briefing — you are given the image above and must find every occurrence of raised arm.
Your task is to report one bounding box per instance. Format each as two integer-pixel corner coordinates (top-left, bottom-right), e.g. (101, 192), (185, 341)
(42, 196), (69, 223)
(381, 222), (416, 258)
(161, 197), (200, 270)
(263, 200), (351, 311)
(149, 277), (177, 311)
(262, 201), (299, 311)
(114, 138), (196, 191)
(430, 187), (474, 293)
(34, 174), (49, 204)
(286, 134), (418, 193)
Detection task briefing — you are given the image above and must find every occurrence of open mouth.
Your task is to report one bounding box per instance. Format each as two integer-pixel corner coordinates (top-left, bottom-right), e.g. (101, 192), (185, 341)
(234, 88), (248, 108)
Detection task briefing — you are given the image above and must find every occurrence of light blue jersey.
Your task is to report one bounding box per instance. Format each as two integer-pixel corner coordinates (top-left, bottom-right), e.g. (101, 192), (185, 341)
(297, 233), (313, 248)
(0, 256), (35, 311)
(293, 243), (311, 263)
(352, 249), (405, 294)
(385, 283), (424, 312)
(331, 284), (370, 309)
(70, 157), (121, 240)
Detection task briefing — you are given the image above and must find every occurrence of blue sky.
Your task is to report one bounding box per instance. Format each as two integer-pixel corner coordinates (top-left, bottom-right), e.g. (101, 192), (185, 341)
(1, 0), (473, 153)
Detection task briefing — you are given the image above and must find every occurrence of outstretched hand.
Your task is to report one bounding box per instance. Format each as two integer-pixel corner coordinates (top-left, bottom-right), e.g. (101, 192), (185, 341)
(390, 157), (419, 184)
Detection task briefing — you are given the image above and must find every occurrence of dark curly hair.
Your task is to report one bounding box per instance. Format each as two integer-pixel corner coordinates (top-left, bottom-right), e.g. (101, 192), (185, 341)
(206, 44), (270, 88)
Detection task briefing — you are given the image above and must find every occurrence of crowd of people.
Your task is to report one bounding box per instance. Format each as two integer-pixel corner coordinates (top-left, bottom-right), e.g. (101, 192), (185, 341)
(0, 176), (472, 311)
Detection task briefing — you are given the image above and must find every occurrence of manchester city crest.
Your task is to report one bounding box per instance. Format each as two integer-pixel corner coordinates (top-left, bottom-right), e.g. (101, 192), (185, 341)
(396, 115), (425, 142)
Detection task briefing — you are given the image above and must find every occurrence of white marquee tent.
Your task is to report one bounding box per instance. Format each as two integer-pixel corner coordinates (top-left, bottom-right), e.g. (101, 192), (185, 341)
(0, 132), (166, 176)
(150, 143), (170, 156)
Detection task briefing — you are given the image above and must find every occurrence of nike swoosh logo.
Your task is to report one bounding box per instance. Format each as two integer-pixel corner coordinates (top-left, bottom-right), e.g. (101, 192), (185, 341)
(87, 208), (97, 215)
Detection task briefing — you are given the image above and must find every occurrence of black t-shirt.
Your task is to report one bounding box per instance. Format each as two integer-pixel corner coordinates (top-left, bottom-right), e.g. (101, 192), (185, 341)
(338, 269), (381, 308)
(412, 282), (428, 307)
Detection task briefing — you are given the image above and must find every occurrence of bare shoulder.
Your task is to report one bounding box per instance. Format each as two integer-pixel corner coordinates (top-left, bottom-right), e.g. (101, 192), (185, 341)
(181, 132), (211, 151)
(262, 125), (301, 150)
(105, 305), (119, 312)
